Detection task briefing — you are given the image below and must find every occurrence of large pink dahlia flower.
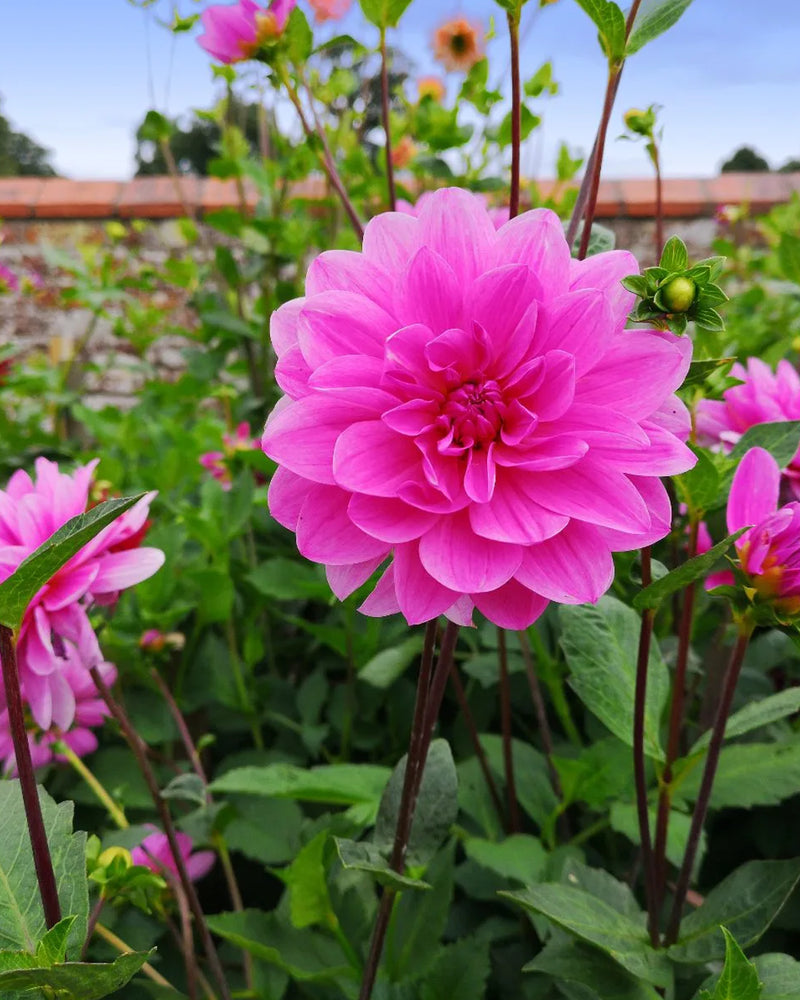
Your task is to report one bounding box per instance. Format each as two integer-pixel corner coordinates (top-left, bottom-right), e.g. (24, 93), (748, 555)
(197, 0), (295, 63)
(696, 358), (800, 498)
(262, 189), (695, 628)
(0, 458), (164, 731)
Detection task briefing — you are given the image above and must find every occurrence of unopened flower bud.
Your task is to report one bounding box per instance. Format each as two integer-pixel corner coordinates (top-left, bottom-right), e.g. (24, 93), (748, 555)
(98, 846), (133, 869)
(660, 276), (696, 313)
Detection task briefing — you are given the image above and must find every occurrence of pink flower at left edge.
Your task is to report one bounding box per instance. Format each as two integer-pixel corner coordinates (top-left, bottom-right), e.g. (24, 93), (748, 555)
(132, 827), (215, 882)
(704, 447), (800, 617)
(197, 0), (296, 63)
(0, 458), (165, 732)
(261, 187), (696, 630)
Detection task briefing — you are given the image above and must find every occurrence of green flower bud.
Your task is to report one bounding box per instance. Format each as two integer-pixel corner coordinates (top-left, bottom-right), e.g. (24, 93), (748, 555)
(660, 276), (696, 313)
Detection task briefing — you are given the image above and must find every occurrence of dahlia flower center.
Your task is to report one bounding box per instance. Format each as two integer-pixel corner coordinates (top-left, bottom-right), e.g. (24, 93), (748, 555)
(440, 379), (505, 452)
(451, 32), (469, 54)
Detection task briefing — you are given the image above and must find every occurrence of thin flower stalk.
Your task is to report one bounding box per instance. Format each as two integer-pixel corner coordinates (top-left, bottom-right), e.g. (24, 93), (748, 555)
(497, 628), (521, 832)
(448, 663), (505, 824)
(95, 923), (176, 990)
(507, 11), (522, 219)
(379, 28), (396, 211)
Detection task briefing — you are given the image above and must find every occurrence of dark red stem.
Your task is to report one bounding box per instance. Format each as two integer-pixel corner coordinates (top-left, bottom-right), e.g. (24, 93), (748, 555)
(0, 625), (62, 930)
(449, 663), (505, 824)
(497, 628), (521, 832)
(508, 12), (521, 219)
(379, 29), (396, 212)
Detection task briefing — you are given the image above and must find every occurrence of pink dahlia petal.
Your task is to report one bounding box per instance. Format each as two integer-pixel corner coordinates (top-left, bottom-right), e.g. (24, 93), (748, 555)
(418, 510), (522, 593)
(393, 543), (462, 625)
(326, 557), (384, 600)
(416, 188), (496, 286)
(593, 421), (697, 477)
(394, 247), (465, 334)
(267, 467), (313, 532)
(306, 250), (394, 306)
(298, 292), (397, 369)
(534, 290), (611, 377)
(473, 579), (549, 629)
(493, 209), (571, 297)
(520, 351), (575, 422)
(706, 569), (736, 590)
(348, 495), (438, 543)
(467, 264), (542, 363)
(92, 548), (165, 595)
(727, 447), (780, 534)
(469, 472), (569, 545)
(362, 212), (419, 274)
(444, 595), (475, 626)
(333, 422), (421, 497)
(275, 345), (313, 399)
(598, 476), (673, 551)
(270, 298), (304, 357)
(568, 250), (637, 333)
(359, 564), (402, 617)
(545, 403), (649, 448)
(515, 522), (614, 604)
(296, 486), (390, 565)
(186, 850), (216, 881)
(42, 563), (99, 611)
(309, 355), (386, 392)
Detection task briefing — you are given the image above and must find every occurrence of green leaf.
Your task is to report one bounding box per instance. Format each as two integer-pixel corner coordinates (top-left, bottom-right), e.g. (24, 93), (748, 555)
(0, 782), (88, 955)
(334, 839), (430, 891)
(680, 357), (736, 390)
(678, 741), (800, 809)
(610, 802), (705, 872)
(633, 529), (747, 611)
(659, 235), (689, 272)
(675, 447), (721, 515)
(698, 927), (761, 1000)
(503, 883), (669, 986)
(670, 859), (800, 964)
(689, 688), (800, 755)
(777, 232), (800, 284)
(35, 916), (77, 966)
(209, 762), (391, 806)
(374, 739), (458, 867)
(420, 936), (491, 1000)
(497, 106), (542, 147)
(359, 637), (422, 689)
(277, 831), (333, 929)
(693, 307), (725, 333)
(284, 7), (313, 62)
(481, 735), (558, 827)
(206, 909), (352, 982)
(246, 558), (330, 602)
(572, 0), (627, 61)
(729, 420), (800, 470)
(0, 494), (145, 629)
(358, 0), (413, 28)
(571, 223), (616, 257)
(627, 0), (695, 55)
(755, 953), (800, 1000)
(525, 934), (663, 1000)
(0, 950), (151, 999)
(464, 835), (548, 885)
(560, 597), (670, 759)
(138, 110), (173, 143)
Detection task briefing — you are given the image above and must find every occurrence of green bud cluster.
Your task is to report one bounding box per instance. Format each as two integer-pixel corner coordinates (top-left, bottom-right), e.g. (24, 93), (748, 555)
(621, 236), (728, 335)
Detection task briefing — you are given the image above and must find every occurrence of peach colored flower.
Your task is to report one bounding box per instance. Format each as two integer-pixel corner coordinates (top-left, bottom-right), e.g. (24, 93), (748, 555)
(433, 17), (484, 73)
(418, 76), (446, 103)
(307, 0), (352, 22)
(391, 136), (417, 170)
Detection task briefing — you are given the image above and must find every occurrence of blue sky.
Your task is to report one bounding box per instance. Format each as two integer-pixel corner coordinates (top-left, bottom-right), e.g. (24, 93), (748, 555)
(0, 0), (798, 179)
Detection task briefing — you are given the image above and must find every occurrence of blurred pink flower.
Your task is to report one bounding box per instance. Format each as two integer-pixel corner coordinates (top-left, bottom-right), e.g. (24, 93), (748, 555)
(0, 458), (164, 731)
(307, 0), (352, 22)
(132, 827), (215, 882)
(197, 0), (295, 63)
(696, 358), (800, 498)
(200, 422), (258, 490)
(0, 263), (19, 293)
(0, 658), (116, 775)
(704, 448), (800, 617)
(261, 188), (695, 628)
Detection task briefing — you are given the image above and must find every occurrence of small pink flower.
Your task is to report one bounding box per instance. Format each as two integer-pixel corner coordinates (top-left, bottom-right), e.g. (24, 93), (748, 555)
(0, 263), (19, 293)
(132, 828), (215, 882)
(696, 358), (800, 498)
(307, 0), (352, 22)
(198, 0), (295, 63)
(0, 459), (164, 731)
(262, 188), (695, 629)
(705, 448), (800, 617)
(139, 629), (185, 652)
(200, 423), (258, 490)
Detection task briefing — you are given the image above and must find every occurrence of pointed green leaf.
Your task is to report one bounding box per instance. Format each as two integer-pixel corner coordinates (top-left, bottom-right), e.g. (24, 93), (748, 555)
(698, 927), (761, 999)
(277, 831), (333, 930)
(358, 0), (413, 27)
(572, 0), (626, 61)
(670, 859), (800, 964)
(503, 883), (670, 986)
(680, 358), (736, 390)
(525, 934), (663, 1000)
(689, 688), (800, 755)
(0, 950), (151, 999)
(420, 936), (491, 1000)
(334, 839), (430, 891)
(627, 0), (695, 56)
(0, 494), (145, 629)
(678, 741), (800, 810)
(0, 783), (88, 955)
(560, 597), (670, 759)
(209, 762), (391, 806)
(659, 235), (689, 272)
(35, 916), (77, 966)
(464, 835), (547, 885)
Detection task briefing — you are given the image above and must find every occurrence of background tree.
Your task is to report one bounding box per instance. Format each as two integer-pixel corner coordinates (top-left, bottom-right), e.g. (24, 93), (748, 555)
(720, 145), (770, 172)
(0, 101), (57, 176)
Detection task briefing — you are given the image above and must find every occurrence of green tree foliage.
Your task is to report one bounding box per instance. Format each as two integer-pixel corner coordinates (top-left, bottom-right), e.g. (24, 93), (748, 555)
(0, 102), (57, 177)
(720, 145), (770, 172)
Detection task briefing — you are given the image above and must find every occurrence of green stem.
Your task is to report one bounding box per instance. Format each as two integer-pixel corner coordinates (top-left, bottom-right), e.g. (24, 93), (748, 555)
(224, 620), (263, 749)
(95, 923), (177, 990)
(379, 27), (396, 211)
(57, 740), (129, 829)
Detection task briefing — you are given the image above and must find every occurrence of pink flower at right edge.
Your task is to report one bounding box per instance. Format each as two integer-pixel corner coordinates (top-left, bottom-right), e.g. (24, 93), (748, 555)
(262, 188), (696, 630)
(197, 0), (295, 63)
(307, 0), (352, 22)
(132, 828), (215, 882)
(696, 357), (800, 498)
(704, 447), (800, 615)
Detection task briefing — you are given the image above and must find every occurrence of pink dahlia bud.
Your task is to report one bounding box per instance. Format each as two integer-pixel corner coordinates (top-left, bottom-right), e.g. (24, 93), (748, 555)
(197, 0), (296, 63)
(706, 448), (800, 619)
(696, 358), (800, 498)
(0, 458), (164, 731)
(307, 0), (352, 22)
(261, 188), (696, 629)
(132, 827), (215, 882)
